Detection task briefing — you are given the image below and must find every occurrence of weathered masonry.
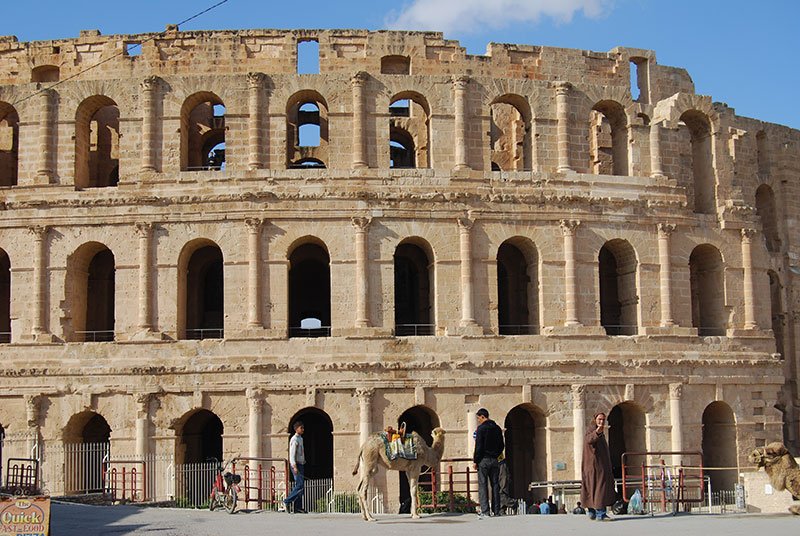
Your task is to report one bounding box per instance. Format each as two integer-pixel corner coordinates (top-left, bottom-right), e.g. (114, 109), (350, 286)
(0, 28), (797, 508)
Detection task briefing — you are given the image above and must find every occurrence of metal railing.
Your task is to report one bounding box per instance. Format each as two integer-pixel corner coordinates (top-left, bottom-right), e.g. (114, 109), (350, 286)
(184, 328), (224, 340)
(498, 325), (538, 335)
(40, 441), (110, 495)
(288, 326), (331, 338)
(103, 460), (146, 502)
(174, 461), (217, 508)
(601, 324), (638, 336)
(621, 451), (706, 513)
(74, 330), (115, 342)
(395, 324), (435, 336)
(185, 165), (223, 171)
(232, 457), (290, 510)
(417, 457), (478, 513)
(3, 458), (40, 495)
(0, 331), (10, 343)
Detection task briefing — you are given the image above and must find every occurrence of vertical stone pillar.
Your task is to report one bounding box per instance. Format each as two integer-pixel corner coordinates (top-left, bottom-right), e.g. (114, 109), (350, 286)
(669, 383), (683, 465)
(741, 228), (758, 329)
(355, 387), (374, 446)
(554, 82), (572, 173)
(140, 76), (159, 172)
(560, 220), (581, 326)
(247, 388), (264, 459)
(351, 217), (372, 328)
(245, 218), (264, 328)
(28, 226), (49, 337)
(657, 223), (676, 327)
(351, 72), (368, 169)
(458, 217), (477, 327)
(571, 385), (586, 479)
(467, 409), (478, 458)
(135, 393), (151, 459)
(650, 121), (664, 177)
(25, 395), (41, 458)
(453, 75), (470, 170)
(134, 223), (154, 331)
(247, 72), (266, 170)
(37, 89), (54, 183)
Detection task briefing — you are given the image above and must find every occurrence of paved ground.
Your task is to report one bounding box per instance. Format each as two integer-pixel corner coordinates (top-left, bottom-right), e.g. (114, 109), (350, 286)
(49, 502), (799, 536)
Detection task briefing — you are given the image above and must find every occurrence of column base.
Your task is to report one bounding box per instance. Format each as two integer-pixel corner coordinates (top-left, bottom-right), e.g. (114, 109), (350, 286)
(542, 325), (605, 336)
(338, 327), (393, 338)
(129, 329), (169, 341)
(447, 325), (484, 337)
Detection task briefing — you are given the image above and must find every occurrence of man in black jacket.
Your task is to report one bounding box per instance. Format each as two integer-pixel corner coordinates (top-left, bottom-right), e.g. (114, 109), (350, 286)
(473, 408), (504, 518)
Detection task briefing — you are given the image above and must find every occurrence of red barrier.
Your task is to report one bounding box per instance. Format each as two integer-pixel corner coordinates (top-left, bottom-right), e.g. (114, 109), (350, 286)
(102, 460), (146, 502)
(231, 457), (290, 509)
(416, 457), (477, 513)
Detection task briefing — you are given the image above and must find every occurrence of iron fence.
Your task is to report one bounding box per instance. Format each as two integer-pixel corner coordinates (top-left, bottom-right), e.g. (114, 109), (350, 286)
(288, 327), (331, 338)
(395, 324), (435, 336)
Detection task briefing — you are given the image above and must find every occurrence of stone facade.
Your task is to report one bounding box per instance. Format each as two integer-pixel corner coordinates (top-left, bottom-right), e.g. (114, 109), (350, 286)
(0, 28), (797, 508)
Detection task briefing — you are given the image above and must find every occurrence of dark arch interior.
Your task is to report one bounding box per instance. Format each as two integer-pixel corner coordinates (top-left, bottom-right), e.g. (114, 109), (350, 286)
(181, 410), (223, 464)
(0, 108), (19, 187)
(85, 248), (115, 341)
(288, 243), (331, 337)
(185, 245), (223, 339)
(690, 245), (725, 336)
(702, 402), (737, 492)
(82, 413), (111, 443)
(390, 128), (415, 168)
(497, 242), (535, 335)
(397, 406), (438, 505)
(504, 405), (545, 503)
(607, 403), (646, 480)
(0, 250), (9, 342)
(287, 408), (333, 480)
(769, 271), (785, 358)
(394, 243), (432, 336)
(599, 246), (622, 335)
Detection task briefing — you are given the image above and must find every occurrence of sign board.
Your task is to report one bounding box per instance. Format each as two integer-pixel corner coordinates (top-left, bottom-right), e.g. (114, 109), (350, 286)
(0, 497), (50, 536)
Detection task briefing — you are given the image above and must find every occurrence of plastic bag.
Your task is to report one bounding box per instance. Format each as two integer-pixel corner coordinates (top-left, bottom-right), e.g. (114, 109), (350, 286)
(629, 489), (644, 515)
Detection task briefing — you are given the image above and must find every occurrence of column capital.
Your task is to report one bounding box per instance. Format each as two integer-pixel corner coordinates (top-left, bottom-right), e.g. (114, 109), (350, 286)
(560, 219), (581, 236)
(669, 383), (683, 400)
(355, 387), (375, 400)
(351, 216), (372, 232)
(571, 384), (586, 409)
(134, 221), (154, 239)
(245, 217), (264, 233)
(457, 217), (474, 231)
(351, 71), (369, 87)
(657, 223), (677, 238)
(741, 228), (757, 243)
(554, 81), (572, 95)
(246, 387), (265, 409)
(25, 394), (41, 427)
(141, 76), (160, 92)
(247, 71), (267, 89)
(452, 74), (470, 90)
(134, 392), (153, 417)
(27, 225), (49, 240)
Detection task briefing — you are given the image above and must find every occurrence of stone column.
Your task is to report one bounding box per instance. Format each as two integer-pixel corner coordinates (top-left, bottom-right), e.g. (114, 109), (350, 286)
(135, 393), (151, 459)
(245, 218), (264, 328)
(571, 385), (586, 479)
(247, 72), (266, 170)
(134, 223), (154, 331)
(37, 89), (54, 183)
(351, 72), (368, 169)
(140, 76), (159, 172)
(25, 395), (41, 458)
(560, 220), (581, 326)
(247, 388), (264, 459)
(355, 387), (374, 446)
(650, 121), (664, 177)
(669, 383), (683, 465)
(741, 228), (758, 329)
(467, 409), (478, 458)
(555, 82), (572, 173)
(458, 217), (477, 327)
(28, 226), (49, 337)
(351, 217), (372, 328)
(657, 223), (676, 327)
(453, 75), (470, 170)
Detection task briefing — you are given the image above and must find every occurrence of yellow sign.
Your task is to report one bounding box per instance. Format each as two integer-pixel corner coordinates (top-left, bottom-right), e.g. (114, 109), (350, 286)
(0, 497), (50, 536)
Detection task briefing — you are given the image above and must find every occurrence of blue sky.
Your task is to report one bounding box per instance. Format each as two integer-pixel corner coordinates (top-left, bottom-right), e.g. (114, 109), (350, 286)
(3, 0), (796, 129)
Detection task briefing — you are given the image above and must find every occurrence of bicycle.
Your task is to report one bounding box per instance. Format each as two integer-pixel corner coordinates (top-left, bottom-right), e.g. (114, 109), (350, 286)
(208, 458), (241, 514)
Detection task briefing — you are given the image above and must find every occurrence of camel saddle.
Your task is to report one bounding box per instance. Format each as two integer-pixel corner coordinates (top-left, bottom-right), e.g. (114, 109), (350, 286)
(380, 424), (417, 460)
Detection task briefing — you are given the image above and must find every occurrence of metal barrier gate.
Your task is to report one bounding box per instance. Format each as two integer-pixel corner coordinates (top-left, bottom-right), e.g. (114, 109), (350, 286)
(621, 451), (705, 513)
(417, 457), (478, 512)
(231, 457), (290, 510)
(103, 460), (147, 502)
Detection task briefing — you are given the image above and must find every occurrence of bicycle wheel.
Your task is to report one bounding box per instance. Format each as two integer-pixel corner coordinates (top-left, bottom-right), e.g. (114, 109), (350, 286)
(209, 488), (218, 511)
(224, 488), (237, 514)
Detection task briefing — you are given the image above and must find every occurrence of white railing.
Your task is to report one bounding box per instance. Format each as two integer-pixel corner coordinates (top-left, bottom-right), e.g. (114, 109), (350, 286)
(174, 461), (217, 508)
(40, 442), (109, 496)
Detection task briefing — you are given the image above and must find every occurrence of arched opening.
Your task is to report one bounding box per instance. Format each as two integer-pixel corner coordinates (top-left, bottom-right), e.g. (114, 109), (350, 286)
(490, 95), (531, 171)
(389, 93), (429, 168)
(397, 405), (440, 506)
(497, 239), (538, 335)
(287, 408), (333, 480)
(381, 55), (410, 75)
(288, 241), (331, 338)
(0, 249), (9, 343)
(178, 409), (223, 506)
(689, 244), (725, 336)
(590, 101), (628, 176)
(680, 110), (715, 214)
(607, 402), (646, 480)
(181, 93), (225, 171)
(67, 243), (115, 342)
(0, 104), (19, 186)
(180, 242), (224, 340)
(75, 96), (119, 189)
(504, 404), (546, 503)
(768, 270), (785, 359)
(287, 91), (328, 168)
(63, 412), (111, 494)
(599, 239), (638, 336)
(702, 401), (737, 492)
(756, 184), (780, 253)
(394, 241), (433, 336)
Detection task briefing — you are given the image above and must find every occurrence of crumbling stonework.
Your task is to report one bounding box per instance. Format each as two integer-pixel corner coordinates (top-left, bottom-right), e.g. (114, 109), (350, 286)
(0, 27), (797, 508)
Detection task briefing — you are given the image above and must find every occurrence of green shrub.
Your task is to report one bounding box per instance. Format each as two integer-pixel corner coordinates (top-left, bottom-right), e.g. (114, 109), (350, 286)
(417, 491), (475, 513)
(315, 492), (361, 513)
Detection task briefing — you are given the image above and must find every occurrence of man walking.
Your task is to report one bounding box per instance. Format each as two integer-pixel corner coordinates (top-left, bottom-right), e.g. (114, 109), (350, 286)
(472, 408), (504, 519)
(284, 421), (306, 513)
(581, 412), (616, 521)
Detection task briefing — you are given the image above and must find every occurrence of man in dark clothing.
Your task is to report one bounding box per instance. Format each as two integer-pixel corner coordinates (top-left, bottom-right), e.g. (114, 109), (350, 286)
(473, 408), (504, 518)
(580, 411), (616, 521)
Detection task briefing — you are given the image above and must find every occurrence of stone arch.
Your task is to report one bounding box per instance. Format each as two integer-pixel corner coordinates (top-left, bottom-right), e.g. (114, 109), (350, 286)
(680, 110), (715, 214)
(489, 94), (532, 171)
(394, 237), (434, 336)
(503, 403), (546, 502)
(607, 401), (646, 479)
(590, 100), (629, 176)
(63, 411), (111, 494)
(397, 405), (440, 504)
(176, 408), (223, 464)
(598, 239), (639, 336)
(287, 407), (333, 480)
(389, 91), (429, 168)
(755, 184), (780, 252)
(66, 242), (115, 342)
(689, 244), (725, 336)
(180, 92), (225, 171)
(0, 248), (9, 343)
(702, 401), (737, 492)
(496, 237), (539, 334)
(0, 102), (19, 186)
(75, 95), (119, 189)
(768, 270), (785, 358)
(287, 90), (328, 168)
(287, 237), (331, 338)
(177, 239), (224, 340)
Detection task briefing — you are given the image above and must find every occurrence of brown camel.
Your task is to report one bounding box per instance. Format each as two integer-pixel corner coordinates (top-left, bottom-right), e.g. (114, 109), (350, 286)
(748, 441), (800, 515)
(352, 427), (446, 521)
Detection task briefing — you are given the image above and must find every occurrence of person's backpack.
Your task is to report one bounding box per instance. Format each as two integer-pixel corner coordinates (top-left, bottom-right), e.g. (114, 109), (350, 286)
(611, 498), (628, 515)
(629, 489), (644, 515)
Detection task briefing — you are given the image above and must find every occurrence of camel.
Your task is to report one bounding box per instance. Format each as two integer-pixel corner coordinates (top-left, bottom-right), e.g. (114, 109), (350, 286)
(747, 441), (800, 515)
(352, 427), (446, 521)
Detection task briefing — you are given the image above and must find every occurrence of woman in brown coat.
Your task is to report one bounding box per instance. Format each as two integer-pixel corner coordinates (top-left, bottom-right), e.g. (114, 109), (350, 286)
(580, 412), (617, 521)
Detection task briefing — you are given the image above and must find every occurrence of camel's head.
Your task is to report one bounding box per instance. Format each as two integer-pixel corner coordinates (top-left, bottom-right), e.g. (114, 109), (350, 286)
(748, 442), (789, 467)
(431, 427), (445, 440)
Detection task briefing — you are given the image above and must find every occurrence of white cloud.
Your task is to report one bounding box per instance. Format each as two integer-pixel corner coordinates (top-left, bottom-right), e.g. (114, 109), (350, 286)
(385, 0), (610, 34)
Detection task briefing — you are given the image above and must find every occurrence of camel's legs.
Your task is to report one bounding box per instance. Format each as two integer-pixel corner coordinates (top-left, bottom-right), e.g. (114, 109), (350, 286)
(408, 472), (420, 519)
(357, 466), (376, 521)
